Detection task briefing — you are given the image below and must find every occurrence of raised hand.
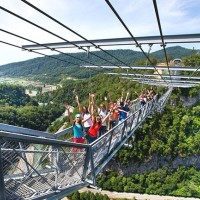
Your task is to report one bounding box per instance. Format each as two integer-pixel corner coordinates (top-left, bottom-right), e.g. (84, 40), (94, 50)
(75, 95), (79, 101)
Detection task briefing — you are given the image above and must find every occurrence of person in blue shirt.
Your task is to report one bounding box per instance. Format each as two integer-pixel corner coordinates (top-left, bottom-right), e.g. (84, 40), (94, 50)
(66, 104), (91, 156)
(118, 101), (130, 121)
(72, 113), (84, 144)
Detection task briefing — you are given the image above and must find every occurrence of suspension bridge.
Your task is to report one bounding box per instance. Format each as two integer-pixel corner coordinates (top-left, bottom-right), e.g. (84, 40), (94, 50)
(0, 88), (172, 200)
(0, 1), (200, 200)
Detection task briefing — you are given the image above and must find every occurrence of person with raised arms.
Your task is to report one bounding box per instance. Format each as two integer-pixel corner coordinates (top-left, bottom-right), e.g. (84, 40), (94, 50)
(75, 94), (93, 136)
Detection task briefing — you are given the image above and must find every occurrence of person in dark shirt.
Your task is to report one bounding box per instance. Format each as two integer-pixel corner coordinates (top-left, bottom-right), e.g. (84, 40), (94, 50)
(118, 101), (129, 121)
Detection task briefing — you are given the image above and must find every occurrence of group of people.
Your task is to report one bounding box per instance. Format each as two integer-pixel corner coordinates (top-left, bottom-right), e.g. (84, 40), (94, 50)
(66, 88), (156, 151)
(138, 87), (156, 107)
(66, 92), (131, 149)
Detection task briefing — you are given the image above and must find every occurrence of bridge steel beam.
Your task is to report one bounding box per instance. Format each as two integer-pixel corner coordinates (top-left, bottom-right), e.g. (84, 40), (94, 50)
(23, 33), (200, 50)
(120, 76), (200, 84)
(106, 72), (200, 80)
(83, 65), (200, 72)
(0, 141), (6, 200)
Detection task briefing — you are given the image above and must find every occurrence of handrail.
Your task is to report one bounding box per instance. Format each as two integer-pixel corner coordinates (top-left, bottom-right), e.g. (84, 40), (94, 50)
(0, 123), (55, 139)
(0, 131), (89, 148)
(0, 88), (172, 200)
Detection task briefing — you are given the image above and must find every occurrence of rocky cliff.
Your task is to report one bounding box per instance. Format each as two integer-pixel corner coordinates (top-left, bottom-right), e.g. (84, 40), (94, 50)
(107, 154), (200, 176)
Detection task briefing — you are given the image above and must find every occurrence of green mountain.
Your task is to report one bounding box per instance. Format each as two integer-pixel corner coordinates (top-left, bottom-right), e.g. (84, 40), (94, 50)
(151, 46), (195, 60)
(0, 46), (195, 83)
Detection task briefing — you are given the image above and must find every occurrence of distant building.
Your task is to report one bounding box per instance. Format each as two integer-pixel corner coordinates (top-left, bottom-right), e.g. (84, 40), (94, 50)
(171, 59), (183, 76)
(153, 59), (183, 79)
(41, 85), (58, 93)
(153, 62), (167, 80)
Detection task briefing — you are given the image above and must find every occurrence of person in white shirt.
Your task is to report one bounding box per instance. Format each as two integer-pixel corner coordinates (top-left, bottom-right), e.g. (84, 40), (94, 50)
(97, 103), (108, 137)
(75, 95), (92, 135)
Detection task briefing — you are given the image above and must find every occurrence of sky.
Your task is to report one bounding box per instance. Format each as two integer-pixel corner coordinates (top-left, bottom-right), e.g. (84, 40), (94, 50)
(1, 0), (200, 66)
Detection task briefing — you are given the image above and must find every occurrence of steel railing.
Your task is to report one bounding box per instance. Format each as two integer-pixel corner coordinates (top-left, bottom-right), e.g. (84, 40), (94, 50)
(0, 88), (172, 200)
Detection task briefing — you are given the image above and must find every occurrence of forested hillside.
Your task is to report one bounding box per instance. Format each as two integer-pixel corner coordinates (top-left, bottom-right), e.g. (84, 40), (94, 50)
(97, 167), (200, 197)
(35, 73), (167, 115)
(0, 84), (37, 107)
(0, 46), (195, 83)
(151, 46), (195, 61)
(116, 102), (200, 163)
(96, 89), (200, 198)
(0, 84), (63, 130)
(0, 75), (146, 130)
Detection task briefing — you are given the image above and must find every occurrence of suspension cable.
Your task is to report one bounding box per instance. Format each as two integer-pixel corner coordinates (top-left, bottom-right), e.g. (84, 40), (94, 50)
(104, 0), (168, 85)
(21, 0), (138, 70)
(0, 5), (143, 81)
(142, 44), (153, 91)
(1, 3), (198, 88)
(152, 0), (172, 83)
(146, 44), (153, 65)
(0, 28), (96, 66)
(188, 65), (200, 79)
(0, 6), (121, 67)
(0, 3), (173, 87)
(0, 29), (119, 77)
(0, 40), (77, 65)
(0, 39), (111, 80)
(185, 51), (200, 80)
(140, 44), (152, 91)
(87, 47), (92, 93)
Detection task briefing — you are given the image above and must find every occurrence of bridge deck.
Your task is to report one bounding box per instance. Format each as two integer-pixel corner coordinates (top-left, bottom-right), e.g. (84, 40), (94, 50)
(0, 88), (172, 200)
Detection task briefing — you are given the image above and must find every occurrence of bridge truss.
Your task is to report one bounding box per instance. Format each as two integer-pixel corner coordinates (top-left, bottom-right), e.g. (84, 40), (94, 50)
(0, 89), (172, 200)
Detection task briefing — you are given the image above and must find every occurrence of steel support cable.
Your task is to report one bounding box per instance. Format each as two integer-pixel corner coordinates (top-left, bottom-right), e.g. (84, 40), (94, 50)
(181, 55), (200, 83)
(0, 6), (119, 68)
(105, 0), (168, 85)
(187, 64), (200, 81)
(0, 34), (119, 78)
(0, 40), (79, 65)
(152, 0), (172, 83)
(21, 0), (138, 71)
(1, 139), (53, 198)
(0, 36), (119, 79)
(141, 44), (153, 91)
(0, 28), (98, 66)
(126, 77), (200, 84)
(107, 72), (200, 80)
(0, 30), (114, 76)
(0, 28), (90, 66)
(138, 81), (197, 88)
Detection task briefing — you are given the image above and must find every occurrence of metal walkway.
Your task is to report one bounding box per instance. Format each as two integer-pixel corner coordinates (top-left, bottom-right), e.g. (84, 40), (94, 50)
(0, 88), (172, 200)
